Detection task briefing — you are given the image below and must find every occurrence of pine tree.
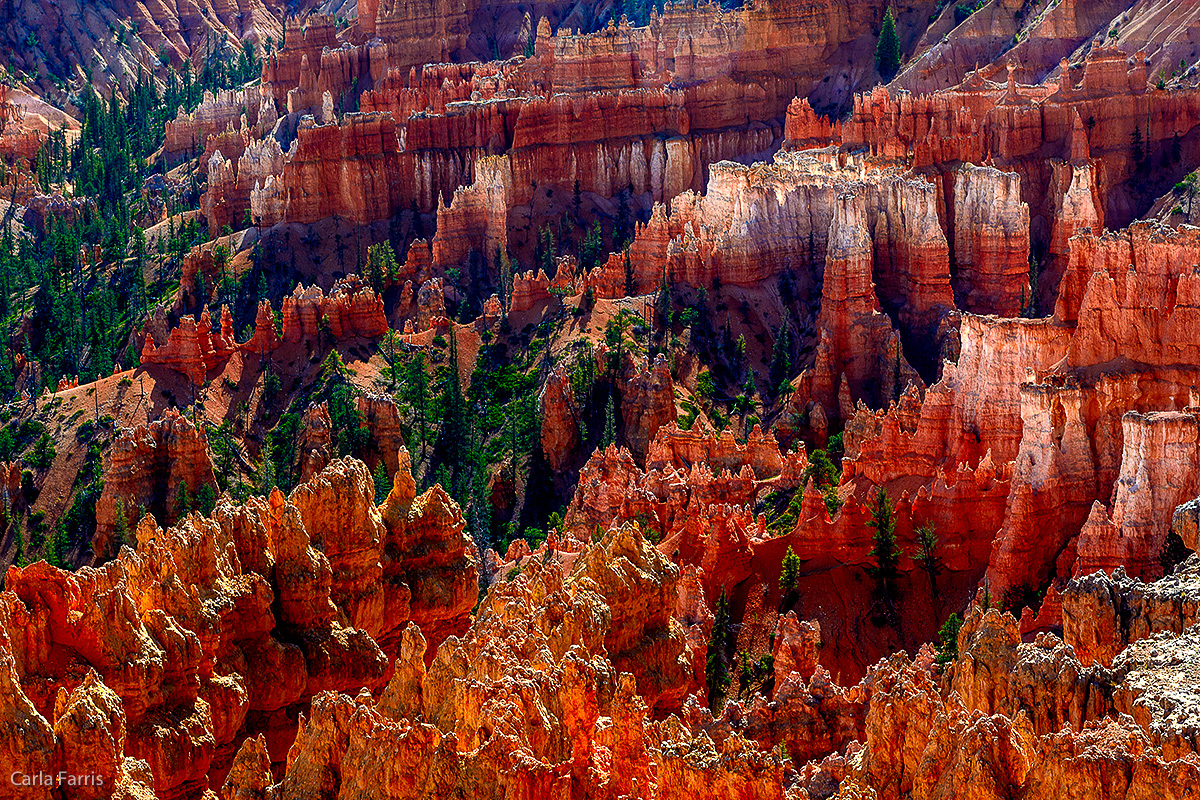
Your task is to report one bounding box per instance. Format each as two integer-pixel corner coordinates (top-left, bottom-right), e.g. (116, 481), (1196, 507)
(655, 269), (670, 336)
(875, 7), (902, 82)
(13, 525), (25, 567)
(867, 489), (901, 606)
(706, 590), (732, 709)
(441, 326), (471, 482)
(195, 483), (217, 516)
(381, 329), (402, 389)
(193, 271), (207, 310)
(373, 461), (392, 505)
(934, 613), (963, 665)
(913, 523), (941, 596)
(113, 500), (129, 550)
(580, 221), (604, 273)
(616, 188), (631, 249)
(404, 352), (431, 454)
(601, 390), (617, 449)
(256, 446), (277, 496)
(539, 225), (556, 275)
(367, 241), (398, 292)
(768, 325), (792, 396)
(173, 481), (192, 522)
(779, 545), (800, 599)
(803, 449), (838, 489)
(497, 247), (513, 318)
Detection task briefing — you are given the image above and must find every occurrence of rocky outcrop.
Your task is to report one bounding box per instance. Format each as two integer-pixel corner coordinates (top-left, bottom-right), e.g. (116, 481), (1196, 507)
(355, 394), (407, 477)
(1062, 556), (1200, 668)
(249, 113), (408, 227)
(428, 155), (512, 278)
(783, 97), (842, 145)
(297, 402), (333, 484)
(1, 456), (476, 795)
(849, 584), (1200, 799)
(0, 0), (282, 106)
(140, 279), (389, 382)
(843, 46), (1200, 239)
(1073, 413), (1200, 582)
(93, 410), (217, 559)
(952, 164), (1031, 316)
(164, 88), (275, 168)
(266, 518), (792, 797)
(539, 360), (583, 471)
(985, 377), (1099, 599)
(197, 0), (915, 238)
(0, 462), (20, 533)
(619, 352), (675, 463)
(259, 15), (342, 107)
(359, 0), (475, 69)
(806, 191), (920, 420)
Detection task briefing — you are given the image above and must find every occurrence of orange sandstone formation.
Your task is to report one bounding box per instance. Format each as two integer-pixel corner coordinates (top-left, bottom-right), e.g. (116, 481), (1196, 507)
(2, 456), (476, 794)
(93, 410), (217, 559)
(952, 164), (1031, 316)
(140, 279), (388, 383)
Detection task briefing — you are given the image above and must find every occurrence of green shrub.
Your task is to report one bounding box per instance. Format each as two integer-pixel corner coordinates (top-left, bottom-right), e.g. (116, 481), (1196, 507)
(934, 613), (963, 665)
(27, 434), (56, 469)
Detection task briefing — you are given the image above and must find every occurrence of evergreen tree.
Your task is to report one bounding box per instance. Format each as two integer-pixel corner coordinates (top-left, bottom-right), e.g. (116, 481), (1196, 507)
(195, 483), (217, 516)
(381, 329), (403, 389)
(601, 390), (617, 449)
(616, 189), (631, 249)
(13, 525), (25, 567)
(913, 523), (941, 596)
(579, 221), (604, 273)
(803, 449), (839, 489)
(1132, 125), (1145, 168)
(441, 325), (471, 481)
(256, 444), (278, 496)
(654, 269), (670, 336)
(193, 270), (207, 310)
(934, 613), (963, 665)
(112, 500), (129, 550)
(173, 481), (192, 522)
(875, 7), (902, 82)
(403, 352), (431, 454)
(706, 590), (732, 709)
(538, 225), (556, 275)
(497, 247), (513, 318)
(48, 524), (70, 568)
(779, 545), (800, 607)
(374, 461), (392, 505)
(768, 325), (792, 396)
(367, 241), (398, 292)
(867, 489), (901, 608)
